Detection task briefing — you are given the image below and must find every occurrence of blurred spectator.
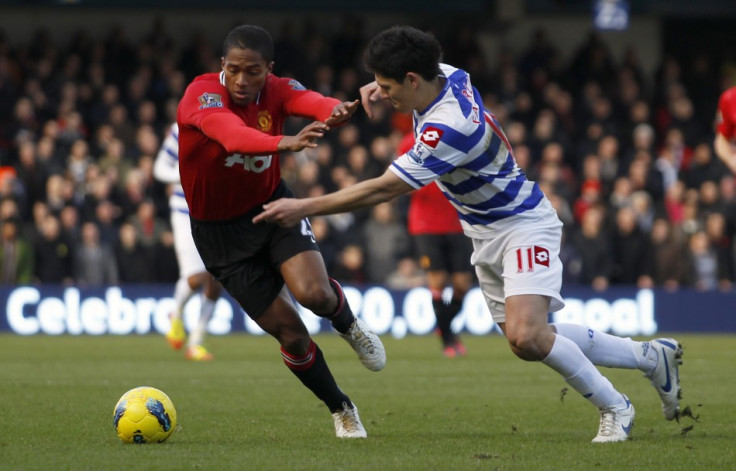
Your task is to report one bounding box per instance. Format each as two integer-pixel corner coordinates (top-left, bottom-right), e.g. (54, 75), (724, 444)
(610, 206), (649, 286)
(32, 214), (73, 284)
(682, 230), (718, 291)
(362, 201), (411, 283)
(386, 257), (426, 290)
(642, 218), (686, 291)
(570, 204), (611, 291)
(73, 221), (118, 286)
(332, 244), (367, 285)
(115, 222), (150, 283)
(0, 217), (33, 284)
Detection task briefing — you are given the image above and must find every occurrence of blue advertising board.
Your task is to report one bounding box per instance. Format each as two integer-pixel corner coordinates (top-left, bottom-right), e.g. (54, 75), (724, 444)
(1, 284), (732, 336)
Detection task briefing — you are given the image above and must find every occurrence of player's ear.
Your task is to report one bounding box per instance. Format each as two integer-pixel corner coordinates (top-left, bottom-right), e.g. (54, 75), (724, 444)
(267, 61), (274, 73)
(220, 57), (226, 69)
(406, 72), (420, 89)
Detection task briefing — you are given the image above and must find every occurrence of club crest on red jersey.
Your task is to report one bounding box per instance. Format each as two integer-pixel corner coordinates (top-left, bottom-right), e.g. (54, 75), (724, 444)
(257, 110), (273, 132)
(198, 92), (224, 109)
(419, 126), (444, 148)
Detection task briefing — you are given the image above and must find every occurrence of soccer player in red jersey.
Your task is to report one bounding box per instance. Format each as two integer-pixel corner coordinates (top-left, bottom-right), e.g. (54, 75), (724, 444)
(398, 133), (473, 357)
(714, 85), (736, 173)
(176, 25), (385, 438)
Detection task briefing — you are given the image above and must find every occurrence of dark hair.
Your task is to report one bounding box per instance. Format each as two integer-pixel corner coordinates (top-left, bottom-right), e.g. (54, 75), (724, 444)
(364, 26), (442, 82)
(222, 25), (274, 62)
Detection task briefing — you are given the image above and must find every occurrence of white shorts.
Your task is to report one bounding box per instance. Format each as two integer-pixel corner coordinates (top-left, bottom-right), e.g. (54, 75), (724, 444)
(470, 216), (565, 324)
(171, 210), (207, 279)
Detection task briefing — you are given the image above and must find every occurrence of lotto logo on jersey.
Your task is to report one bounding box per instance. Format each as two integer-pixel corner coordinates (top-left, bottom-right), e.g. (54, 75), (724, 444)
(515, 245), (550, 272)
(534, 245), (550, 267)
(419, 126), (444, 148)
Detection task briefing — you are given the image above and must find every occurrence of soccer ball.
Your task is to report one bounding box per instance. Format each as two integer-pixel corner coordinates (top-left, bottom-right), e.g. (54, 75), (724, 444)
(113, 386), (177, 444)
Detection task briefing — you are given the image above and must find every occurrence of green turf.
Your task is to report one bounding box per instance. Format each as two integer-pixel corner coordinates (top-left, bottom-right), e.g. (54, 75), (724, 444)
(1, 332), (733, 471)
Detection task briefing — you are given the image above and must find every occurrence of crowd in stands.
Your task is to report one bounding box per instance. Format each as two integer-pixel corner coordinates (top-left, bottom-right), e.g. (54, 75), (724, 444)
(0, 18), (735, 292)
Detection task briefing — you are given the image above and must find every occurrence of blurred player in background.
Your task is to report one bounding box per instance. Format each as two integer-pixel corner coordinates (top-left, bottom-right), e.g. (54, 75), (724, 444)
(714, 85), (736, 173)
(256, 25), (683, 443)
(177, 25), (385, 438)
(398, 132), (473, 358)
(154, 122), (222, 361)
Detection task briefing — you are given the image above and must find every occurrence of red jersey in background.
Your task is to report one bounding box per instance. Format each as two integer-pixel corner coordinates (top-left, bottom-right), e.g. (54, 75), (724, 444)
(717, 86), (736, 139)
(398, 133), (463, 235)
(177, 72), (338, 221)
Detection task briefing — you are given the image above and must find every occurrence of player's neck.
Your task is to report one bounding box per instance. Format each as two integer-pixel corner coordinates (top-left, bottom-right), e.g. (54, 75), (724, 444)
(415, 76), (445, 113)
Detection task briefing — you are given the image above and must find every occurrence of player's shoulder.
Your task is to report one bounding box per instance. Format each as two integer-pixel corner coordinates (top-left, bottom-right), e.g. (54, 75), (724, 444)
(266, 74), (309, 92)
(721, 86), (736, 104)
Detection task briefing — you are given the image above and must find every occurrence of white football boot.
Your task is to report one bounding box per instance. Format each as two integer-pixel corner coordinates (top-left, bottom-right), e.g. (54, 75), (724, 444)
(338, 318), (386, 371)
(332, 402), (367, 438)
(645, 338), (683, 421)
(592, 395), (635, 443)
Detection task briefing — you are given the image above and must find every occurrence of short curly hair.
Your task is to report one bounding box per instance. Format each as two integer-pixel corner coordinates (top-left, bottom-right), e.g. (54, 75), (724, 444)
(364, 26), (442, 82)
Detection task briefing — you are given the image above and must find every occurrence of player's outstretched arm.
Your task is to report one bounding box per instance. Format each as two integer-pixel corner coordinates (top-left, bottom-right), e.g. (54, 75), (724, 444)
(359, 81), (382, 120)
(277, 121), (329, 152)
(325, 100), (360, 127)
(714, 132), (736, 174)
(253, 170), (414, 227)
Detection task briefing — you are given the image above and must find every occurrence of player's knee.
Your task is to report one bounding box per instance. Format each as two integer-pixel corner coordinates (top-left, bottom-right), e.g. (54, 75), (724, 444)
(293, 283), (335, 314)
(277, 328), (311, 356)
(507, 332), (546, 361)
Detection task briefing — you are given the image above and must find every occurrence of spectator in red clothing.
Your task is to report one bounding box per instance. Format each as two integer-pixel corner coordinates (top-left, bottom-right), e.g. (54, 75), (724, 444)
(399, 133), (473, 358)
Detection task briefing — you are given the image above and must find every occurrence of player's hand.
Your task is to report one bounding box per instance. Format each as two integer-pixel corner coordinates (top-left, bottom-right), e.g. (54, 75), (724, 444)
(359, 81), (382, 120)
(277, 121), (328, 152)
(252, 198), (306, 227)
(325, 100), (359, 127)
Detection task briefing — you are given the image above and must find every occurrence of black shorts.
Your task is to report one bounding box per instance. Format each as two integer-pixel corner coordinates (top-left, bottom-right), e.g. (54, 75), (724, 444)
(190, 181), (319, 319)
(414, 233), (473, 273)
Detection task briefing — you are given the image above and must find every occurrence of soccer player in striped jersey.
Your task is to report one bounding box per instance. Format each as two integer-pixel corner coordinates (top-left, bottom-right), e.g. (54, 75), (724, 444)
(154, 122), (222, 361)
(255, 25), (683, 443)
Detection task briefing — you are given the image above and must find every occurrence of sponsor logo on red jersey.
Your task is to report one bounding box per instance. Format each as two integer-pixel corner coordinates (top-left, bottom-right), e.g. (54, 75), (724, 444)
(419, 126), (444, 148)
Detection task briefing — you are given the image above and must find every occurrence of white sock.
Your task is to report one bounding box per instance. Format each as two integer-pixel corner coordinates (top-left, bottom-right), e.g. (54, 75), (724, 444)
(553, 323), (658, 372)
(542, 333), (626, 409)
(172, 278), (195, 321)
(188, 296), (216, 348)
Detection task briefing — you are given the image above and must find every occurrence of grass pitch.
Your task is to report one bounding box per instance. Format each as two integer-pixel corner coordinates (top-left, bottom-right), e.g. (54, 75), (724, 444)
(1, 332), (733, 471)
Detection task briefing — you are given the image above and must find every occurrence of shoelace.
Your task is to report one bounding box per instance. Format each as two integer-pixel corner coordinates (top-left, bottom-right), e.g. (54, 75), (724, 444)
(597, 408), (619, 436)
(350, 325), (375, 354)
(339, 408), (360, 432)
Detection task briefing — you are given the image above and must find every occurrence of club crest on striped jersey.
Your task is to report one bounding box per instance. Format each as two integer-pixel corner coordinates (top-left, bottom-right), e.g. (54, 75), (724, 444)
(198, 92), (224, 109)
(419, 126), (443, 148)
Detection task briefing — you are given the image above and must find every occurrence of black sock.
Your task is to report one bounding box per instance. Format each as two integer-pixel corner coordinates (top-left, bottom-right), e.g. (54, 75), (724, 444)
(327, 278), (355, 334)
(433, 298), (454, 346)
(281, 339), (352, 412)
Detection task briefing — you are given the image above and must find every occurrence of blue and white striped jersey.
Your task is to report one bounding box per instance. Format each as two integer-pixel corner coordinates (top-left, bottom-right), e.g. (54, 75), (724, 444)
(390, 64), (558, 239)
(153, 123), (189, 215)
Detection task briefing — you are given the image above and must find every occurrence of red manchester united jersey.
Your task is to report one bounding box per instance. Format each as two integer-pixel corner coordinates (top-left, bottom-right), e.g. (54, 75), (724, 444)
(717, 86), (736, 139)
(177, 72), (339, 221)
(398, 133), (463, 235)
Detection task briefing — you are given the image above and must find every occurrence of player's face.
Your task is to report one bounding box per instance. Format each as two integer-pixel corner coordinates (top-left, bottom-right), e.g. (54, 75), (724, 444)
(375, 73), (415, 113)
(221, 47), (273, 106)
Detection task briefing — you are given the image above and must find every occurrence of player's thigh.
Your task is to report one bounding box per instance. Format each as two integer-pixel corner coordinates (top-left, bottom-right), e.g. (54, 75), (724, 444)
(190, 216), (283, 319)
(500, 224), (564, 313)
